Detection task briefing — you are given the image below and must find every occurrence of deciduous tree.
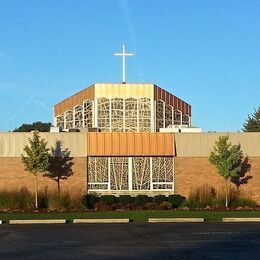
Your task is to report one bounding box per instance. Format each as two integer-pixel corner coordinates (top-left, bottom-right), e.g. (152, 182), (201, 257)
(21, 132), (50, 208)
(44, 141), (74, 193)
(209, 136), (244, 207)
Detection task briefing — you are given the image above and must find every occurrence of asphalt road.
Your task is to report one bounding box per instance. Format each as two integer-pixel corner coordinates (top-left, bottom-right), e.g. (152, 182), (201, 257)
(0, 223), (260, 259)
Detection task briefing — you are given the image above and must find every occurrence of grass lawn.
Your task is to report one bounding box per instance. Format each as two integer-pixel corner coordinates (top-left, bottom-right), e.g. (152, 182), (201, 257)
(1, 210), (260, 222)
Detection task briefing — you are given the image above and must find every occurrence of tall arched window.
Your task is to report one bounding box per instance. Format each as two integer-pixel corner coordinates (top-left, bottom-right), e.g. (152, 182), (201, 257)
(97, 98), (110, 132)
(64, 110), (73, 129)
(174, 110), (182, 125)
(83, 100), (93, 128)
(182, 114), (190, 126)
(165, 104), (173, 128)
(156, 100), (164, 131)
(111, 98), (124, 132)
(55, 115), (64, 128)
(125, 98), (138, 132)
(74, 105), (83, 127)
(139, 98), (151, 132)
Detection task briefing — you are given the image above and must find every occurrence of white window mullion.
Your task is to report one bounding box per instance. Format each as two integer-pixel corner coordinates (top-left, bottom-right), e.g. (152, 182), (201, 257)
(108, 157), (111, 191)
(137, 99), (139, 132)
(94, 99), (98, 128)
(150, 157), (153, 190)
(128, 157), (132, 191)
(109, 99), (112, 132)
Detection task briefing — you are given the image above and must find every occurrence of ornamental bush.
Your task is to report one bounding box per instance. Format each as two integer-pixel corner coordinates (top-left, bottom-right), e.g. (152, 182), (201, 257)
(119, 195), (133, 205)
(168, 195), (186, 208)
(82, 194), (98, 209)
(100, 195), (117, 205)
(153, 195), (168, 204)
(135, 195), (151, 206)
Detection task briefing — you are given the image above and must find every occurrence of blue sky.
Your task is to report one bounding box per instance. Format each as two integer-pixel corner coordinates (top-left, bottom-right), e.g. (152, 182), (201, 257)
(0, 0), (259, 132)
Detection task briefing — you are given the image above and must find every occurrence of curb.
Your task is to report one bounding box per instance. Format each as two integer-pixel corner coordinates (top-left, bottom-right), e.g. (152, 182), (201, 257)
(0, 220), (2, 224)
(148, 218), (204, 223)
(223, 218), (260, 222)
(9, 219), (66, 224)
(73, 218), (130, 224)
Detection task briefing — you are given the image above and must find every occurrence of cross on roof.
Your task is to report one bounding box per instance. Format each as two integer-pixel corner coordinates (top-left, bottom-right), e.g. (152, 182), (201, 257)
(114, 45), (134, 83)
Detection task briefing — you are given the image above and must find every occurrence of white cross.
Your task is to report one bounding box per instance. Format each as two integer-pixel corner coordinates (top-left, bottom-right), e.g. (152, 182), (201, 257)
(114, 45), (134, 83)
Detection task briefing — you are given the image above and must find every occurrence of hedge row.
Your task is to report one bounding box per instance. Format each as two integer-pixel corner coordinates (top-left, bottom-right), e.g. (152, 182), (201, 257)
(83, 194), (186, 209)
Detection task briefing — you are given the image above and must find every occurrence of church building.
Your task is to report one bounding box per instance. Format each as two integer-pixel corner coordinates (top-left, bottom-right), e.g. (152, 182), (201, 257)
(0, 46), (259, 203)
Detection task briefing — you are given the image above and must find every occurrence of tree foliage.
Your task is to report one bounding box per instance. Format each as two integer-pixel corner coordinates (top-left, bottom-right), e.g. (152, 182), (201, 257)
(21, 132), (50, 208)
(209, 136), (244, 181)
(44, 141), (74, 193)
(14, 121), (52, 132)
(209, 136), (245, 207)
(242, 107), (260, 132)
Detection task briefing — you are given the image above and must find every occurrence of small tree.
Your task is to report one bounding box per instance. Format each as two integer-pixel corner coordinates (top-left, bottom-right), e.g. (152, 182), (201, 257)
(209, 136), (244, 207)
(243, 107), (260, 132)
(44, 141), (74, 193)
(21, 132), (50, 208)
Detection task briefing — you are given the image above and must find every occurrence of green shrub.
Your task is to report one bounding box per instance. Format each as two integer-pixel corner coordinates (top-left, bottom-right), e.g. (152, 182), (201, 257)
(82, 194), (98, 209)
(153, 195), (168, 204)
(119, 195), (133, 205)
(168, 195), (186, 208)
(135, 195), (151, 206)
(100, 195), (117, 205)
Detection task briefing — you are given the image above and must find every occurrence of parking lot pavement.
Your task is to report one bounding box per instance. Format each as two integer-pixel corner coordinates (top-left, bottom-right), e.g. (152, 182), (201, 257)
(0, 222), (260, 259)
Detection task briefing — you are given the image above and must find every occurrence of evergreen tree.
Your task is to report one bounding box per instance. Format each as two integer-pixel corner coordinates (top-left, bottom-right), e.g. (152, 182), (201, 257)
(209, 136), (244, 207)
(243, 107), (260, 132)
(21, 132), (50, 208)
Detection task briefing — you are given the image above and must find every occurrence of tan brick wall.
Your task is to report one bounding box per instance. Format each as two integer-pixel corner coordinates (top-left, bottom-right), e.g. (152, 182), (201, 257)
(175, 157), (260, 204)
(0, 157), (87, 196)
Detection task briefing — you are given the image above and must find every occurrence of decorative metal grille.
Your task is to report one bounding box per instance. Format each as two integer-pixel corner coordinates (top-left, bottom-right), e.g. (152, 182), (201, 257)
(165, 104), (173, 128)
(139, 98), (151, 132)
(174, 110), (182, 125)
(152, 157), (173, 190)
(111, 98), (124, 132)
(132, 157), (150, 190)
(110, 157), (128, 190)
(74, 105), (83, 127)
(156, 100), (164, 131)
(182, 114), (190, 125)
(83, 100), (93, 128)
(65, 110), (73, 129)
(88, 157), (108, 190)
(97, 98), (110, 132)
(125, 98), (138, 132)
(56, 115), (64, 128)
(87, 156), (174, 193)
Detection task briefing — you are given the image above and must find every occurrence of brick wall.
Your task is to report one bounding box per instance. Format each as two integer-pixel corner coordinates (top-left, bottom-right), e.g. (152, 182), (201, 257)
(0, 157), (87, 196)
(175, 157), (260, 204)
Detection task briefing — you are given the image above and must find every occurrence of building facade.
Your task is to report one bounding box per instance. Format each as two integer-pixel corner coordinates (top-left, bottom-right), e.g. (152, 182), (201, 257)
(54, 83), (192, 132)
(0, 83), (258, 203)
(0, 132), (259, 203)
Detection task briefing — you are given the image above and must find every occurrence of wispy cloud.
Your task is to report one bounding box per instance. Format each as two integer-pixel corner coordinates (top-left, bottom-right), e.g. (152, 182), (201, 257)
(4, 94), (36, 130)
(32, 99), (52, 112)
